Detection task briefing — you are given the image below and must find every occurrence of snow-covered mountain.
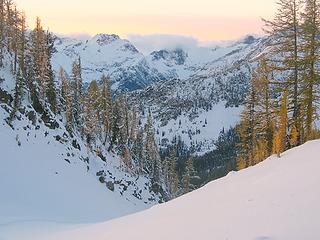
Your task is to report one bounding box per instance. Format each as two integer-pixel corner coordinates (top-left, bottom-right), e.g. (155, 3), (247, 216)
(53, 34), (167, 92)
(4, 140), (319, 240)
(52, 34), (264, 93)
(129, 36), (268, 153)
(53, 33), (268, 153)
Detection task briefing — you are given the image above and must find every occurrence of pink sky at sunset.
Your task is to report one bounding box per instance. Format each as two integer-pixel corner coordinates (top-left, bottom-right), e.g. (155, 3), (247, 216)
(15, 0), (277, 42)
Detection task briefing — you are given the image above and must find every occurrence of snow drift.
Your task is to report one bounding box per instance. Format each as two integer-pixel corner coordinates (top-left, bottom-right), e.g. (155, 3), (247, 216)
(34, 140), (320, 240)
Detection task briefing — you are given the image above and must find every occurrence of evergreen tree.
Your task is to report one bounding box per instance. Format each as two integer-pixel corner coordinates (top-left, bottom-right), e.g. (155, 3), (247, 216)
(44, 31), (57, 113)
(264, 0), (303, 141)
(167, 151), (179, 197)
(83, 80), (100, 144)
(122, 145), (133, 171)
(70, 57), (83, 131)
(100, 74), (113, 144)
(29, 17), (56, 113)
(237, 82), (257, 167)
(273, 90), (289, 157)
(142, 112), (163, 183)
(0, 0), (4, 66)
(182, 156), (194, 194)
(59, 67), (73, 130)
(9, 8), (26, 120)
(252, 58), (275, 157)
(110, 95), (128, 149)
(132, 127), (145, 173)
(300, 0), (320, 141)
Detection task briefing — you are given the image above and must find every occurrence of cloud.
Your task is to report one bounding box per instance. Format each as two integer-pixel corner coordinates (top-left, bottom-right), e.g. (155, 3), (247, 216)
(55, 32), (92, 41)
(127, 34), (203, 55)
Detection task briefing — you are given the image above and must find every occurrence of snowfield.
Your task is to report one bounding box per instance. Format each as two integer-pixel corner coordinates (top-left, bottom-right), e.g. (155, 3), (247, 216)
(1, 140), (319, 240)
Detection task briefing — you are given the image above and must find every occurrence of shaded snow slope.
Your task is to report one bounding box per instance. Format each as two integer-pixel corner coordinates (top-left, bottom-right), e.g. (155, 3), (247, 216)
(0, 105), (157, 225)
(35, 140), (320, 240)
(0, 52), (162, 239)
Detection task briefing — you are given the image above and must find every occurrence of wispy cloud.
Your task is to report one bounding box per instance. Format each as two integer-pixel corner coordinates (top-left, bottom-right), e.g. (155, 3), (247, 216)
(127, 34), (205, 54)
(56, 32), (92, 40)
(127, 33), (253, 55)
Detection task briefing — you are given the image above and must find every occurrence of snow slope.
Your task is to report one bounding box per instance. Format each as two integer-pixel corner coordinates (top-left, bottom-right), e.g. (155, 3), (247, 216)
(0, 107), (162, 238)
(26, 140), (320, 240)
(0, 52), (163, 239)
(154, 102), (243, 153)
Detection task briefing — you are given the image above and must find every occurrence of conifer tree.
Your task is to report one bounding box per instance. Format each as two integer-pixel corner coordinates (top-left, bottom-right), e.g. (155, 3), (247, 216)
(70, 57), (83, 131)
(274, 90), (289, 157)
(264, 0), (303, 141)
(10, 69), (23, 120)
(83, 80), (100, 144)
(132, 127), (145, 173)
(290, 124), (299, 147)
(59, 67), (73, 130)
(9, 8), (26, 120)
(300, 0), (320, 141)
(168, 151), (179, 197)
(0, 0), (4, 66)
(100, 74), (113, 144)
(129, 108), (138, 144)
(253, 58), (275, 156)
(236, 155), (247, 171)
(17, 11), (26, 76)
(44, 31), (57, 113)
(182, 156), (194, 194)
(237, 82), (257, 167)
(122, 145), (133, 171)
(30, 17), (46, 103)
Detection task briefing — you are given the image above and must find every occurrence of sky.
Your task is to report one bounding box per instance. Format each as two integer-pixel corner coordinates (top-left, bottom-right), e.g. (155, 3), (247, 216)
(15, 0), (277, 48)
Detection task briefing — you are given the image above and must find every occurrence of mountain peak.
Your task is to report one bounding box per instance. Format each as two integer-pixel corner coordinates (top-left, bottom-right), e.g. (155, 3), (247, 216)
(150, 48), (188, 65)
(92, 34), (120, 45)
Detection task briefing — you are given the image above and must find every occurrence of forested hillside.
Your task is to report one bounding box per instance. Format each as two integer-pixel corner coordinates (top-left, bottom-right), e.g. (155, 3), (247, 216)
(0, 0), (171, 206)
(1, 0), (320, 213)
(236, 0), (320, 169)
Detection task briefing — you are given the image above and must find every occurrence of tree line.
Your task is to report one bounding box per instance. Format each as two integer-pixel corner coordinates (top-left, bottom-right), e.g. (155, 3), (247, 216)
(237, 0), (320, 169)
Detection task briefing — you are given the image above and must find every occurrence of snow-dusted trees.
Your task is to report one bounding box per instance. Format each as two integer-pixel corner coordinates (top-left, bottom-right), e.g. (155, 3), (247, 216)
(70, 58), (83, 130)
(167, 151), (179, 197)
(132, 127), (145, 172)
(182, 156), (194, 194)
(28, 17), (57, 114)
(59, 67), (73, 130)
(100, 74), (112, 144)
(0, 0), (4, 66)
(0, 1), (29, 120)
(110, 95), (125, 148)
(10, 10), (26, 120)
(144, 112), (162, 183)
(83, 80), (101, 144)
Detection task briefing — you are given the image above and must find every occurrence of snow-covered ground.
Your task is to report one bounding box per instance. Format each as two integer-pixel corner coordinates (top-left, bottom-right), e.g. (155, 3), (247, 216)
(155, 102), (243, 153)
(0, 59), (161, 239)
(1, 140), (319, 240)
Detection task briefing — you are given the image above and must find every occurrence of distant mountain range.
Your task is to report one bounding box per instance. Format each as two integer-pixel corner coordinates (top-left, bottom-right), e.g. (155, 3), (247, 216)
(53, 33), (269, 153)
(52, 34), (265, 92)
